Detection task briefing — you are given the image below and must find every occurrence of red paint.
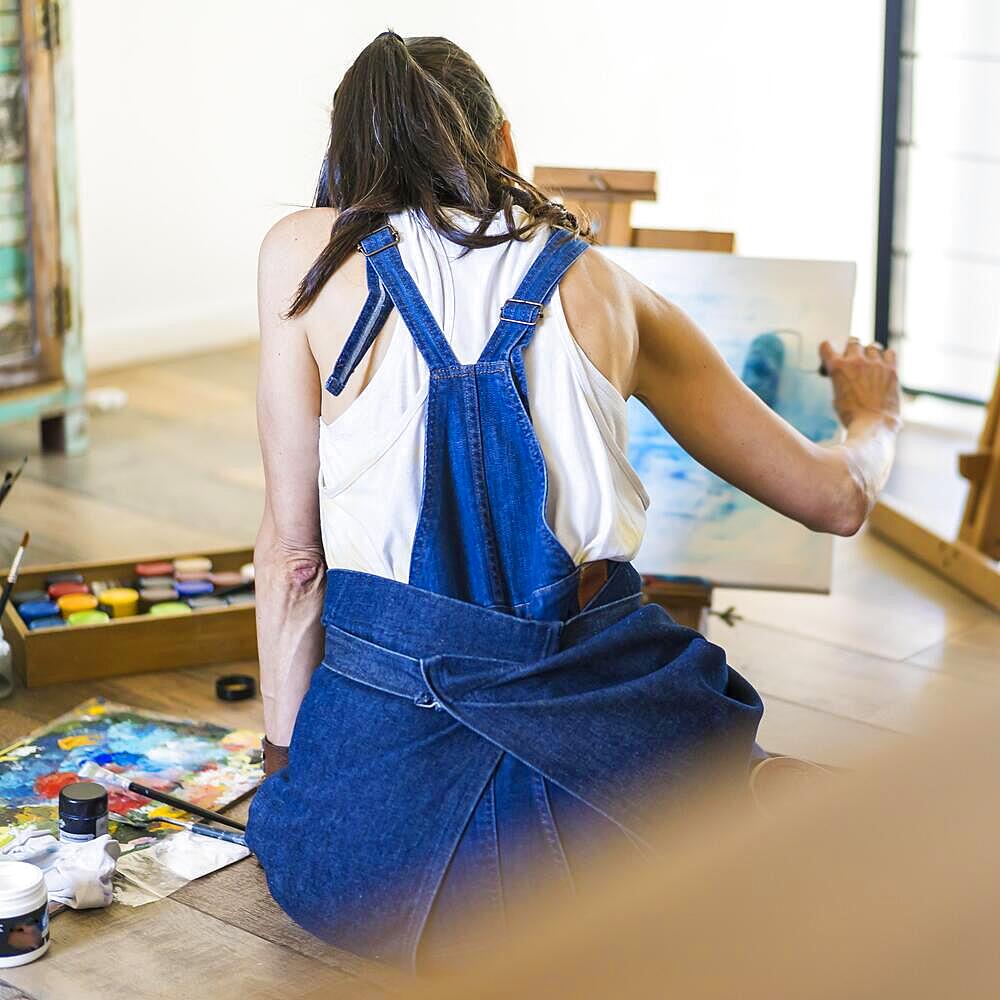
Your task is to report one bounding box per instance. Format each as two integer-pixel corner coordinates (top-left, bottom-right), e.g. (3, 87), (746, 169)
(47, 582), (90, 599)
(135, 561), (174, 577)
(34, 771), (82, 798)
(108, 788), (148, 813)
(137, 775), (175, 791)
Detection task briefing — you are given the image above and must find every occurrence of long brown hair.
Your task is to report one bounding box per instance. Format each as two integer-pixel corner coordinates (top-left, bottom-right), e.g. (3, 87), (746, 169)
(286, 32), (587, 316)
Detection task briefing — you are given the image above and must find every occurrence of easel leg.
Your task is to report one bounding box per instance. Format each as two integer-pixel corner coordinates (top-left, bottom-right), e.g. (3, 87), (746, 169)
(40, 406), (88, 455)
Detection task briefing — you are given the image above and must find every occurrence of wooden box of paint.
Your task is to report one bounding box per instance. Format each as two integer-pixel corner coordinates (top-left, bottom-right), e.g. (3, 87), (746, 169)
(0, 548), (257, 688)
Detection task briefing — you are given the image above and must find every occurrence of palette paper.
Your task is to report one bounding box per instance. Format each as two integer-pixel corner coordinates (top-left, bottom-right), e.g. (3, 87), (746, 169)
(0, 699), (261, 898)
(602, 247), (856, 592)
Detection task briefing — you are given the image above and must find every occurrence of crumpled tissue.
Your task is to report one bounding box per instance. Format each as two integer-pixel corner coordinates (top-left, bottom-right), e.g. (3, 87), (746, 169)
(0, 827), (120, 909)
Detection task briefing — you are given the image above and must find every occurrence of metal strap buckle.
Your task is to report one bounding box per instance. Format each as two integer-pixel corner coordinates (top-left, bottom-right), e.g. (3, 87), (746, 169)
(501, 298), (545, 326)
(356, 225), (400, 257)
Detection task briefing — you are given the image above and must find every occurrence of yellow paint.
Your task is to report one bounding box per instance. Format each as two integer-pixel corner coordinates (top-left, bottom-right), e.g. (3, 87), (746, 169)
(85, 703), (107, 716)
(57, 733), (99, 751)
(148, 805), (186, 819)
(100, 587), (140, 617)
(148, 821), (181, 833)
(220, 729), (261, 752)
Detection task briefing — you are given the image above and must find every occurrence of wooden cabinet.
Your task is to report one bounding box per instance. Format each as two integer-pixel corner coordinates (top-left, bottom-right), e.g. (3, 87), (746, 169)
(0, 0), (84, 454)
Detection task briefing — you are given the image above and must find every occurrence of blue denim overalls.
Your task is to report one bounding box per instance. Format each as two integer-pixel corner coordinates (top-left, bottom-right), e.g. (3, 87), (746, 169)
(246, 223), (764, 970)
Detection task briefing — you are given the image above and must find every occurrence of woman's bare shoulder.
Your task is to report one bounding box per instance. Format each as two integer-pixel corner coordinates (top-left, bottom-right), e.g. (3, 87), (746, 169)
(558, 243), (641, 397)
(259, 208), (337, 273)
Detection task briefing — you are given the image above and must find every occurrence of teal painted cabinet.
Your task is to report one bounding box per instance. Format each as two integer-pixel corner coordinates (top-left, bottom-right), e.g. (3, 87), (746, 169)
(0, 0), (85, 454)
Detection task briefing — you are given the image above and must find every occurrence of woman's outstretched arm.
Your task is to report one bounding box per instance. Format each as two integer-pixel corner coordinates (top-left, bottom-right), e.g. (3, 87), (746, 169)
(561, 251), (902, 536)
(254, 213), (328, 756)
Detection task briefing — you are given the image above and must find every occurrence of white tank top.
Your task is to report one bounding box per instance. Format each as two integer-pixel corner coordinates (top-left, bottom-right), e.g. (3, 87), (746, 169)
(317, 208), (649, 580)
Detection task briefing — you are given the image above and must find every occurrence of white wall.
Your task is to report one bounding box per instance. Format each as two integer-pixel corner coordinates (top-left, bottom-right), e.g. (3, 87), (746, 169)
(70, 1), (885, 371)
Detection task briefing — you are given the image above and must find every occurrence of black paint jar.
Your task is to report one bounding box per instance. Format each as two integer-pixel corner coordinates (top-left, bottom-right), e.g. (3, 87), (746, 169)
(58, 781), (109, 844)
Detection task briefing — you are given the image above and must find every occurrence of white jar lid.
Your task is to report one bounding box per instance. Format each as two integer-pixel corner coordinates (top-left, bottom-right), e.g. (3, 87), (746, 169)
(0, 861), (48, 913)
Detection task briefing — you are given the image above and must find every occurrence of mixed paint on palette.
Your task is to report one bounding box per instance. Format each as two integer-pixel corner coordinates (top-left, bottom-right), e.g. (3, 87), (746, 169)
(0, 699), (262, 851)
(602, 247), (856, 592)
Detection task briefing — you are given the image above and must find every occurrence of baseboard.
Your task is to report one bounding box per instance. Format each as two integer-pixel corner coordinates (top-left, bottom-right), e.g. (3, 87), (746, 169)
(84, 308), (258, 372)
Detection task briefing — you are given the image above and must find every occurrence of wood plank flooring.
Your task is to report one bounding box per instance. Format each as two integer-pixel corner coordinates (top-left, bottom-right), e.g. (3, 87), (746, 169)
(0, 342), (995, 997)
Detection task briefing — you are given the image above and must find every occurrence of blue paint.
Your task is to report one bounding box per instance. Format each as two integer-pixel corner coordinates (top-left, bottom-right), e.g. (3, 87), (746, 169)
(741, 332), (785, 408)
(28, 616), (66, 631)
(16, 600), (60, 624)
(0, 704), (247, 808)
(626, 327), (840, 547)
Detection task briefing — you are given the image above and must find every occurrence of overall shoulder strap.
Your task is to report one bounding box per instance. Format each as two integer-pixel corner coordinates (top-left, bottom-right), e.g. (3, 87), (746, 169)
(325, 257), (393, 395)
(325, 224), (459, 394)
(359, 225), (458, 371)
(478, 229), (590, 363)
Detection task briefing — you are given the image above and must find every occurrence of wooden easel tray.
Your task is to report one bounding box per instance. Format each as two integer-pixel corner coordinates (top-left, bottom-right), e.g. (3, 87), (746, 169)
(0, 547), (257, 688)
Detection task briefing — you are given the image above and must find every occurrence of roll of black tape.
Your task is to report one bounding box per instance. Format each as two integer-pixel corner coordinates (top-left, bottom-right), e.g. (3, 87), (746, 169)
(215, 674), (256, 702)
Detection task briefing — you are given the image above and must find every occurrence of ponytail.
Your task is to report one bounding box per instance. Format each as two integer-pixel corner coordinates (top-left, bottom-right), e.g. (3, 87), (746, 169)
(287, 32), (586, 316)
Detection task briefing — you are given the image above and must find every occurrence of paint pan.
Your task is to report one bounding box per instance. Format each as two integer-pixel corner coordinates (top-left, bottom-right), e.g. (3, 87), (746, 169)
(15, 600), (60, 624)
(11, 590), (46, 607)
(27, 616), (66, 631)
(67, 610), (110, 626)
(135, 561), (174, 578)
(209, 571), (243, 588)
(173, 557), (212, 576)
(43, 572), (84, 588)
(56, 593), (98, 617)
(98, 587), (139, 618)
(187, 595), (228, 610)
(139, 587), (177, 611)
(47, 581), (89, 600)
(138, 576), (174, 590)
(175, 580), (213, 599)
(148, 601), (193, 617)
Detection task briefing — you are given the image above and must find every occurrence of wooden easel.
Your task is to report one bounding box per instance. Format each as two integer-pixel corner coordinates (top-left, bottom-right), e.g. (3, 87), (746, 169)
(533, 165), (735, 253)
(533, 166), (656, 245)
(870, 366), (1000, 611)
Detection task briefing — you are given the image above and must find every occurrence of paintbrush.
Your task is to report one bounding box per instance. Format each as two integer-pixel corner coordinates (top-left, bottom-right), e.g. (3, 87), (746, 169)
(0, 530), (29, 621)
(158, 816), (247, 848)
(78, 760), (246, 832)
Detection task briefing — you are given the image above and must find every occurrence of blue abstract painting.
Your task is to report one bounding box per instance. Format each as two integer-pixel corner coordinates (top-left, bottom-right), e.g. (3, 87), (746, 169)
(602, 248), (856, 592)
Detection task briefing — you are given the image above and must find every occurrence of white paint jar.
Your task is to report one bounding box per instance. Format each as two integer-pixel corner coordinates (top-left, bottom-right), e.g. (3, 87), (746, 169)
(0, 862), (50, 967)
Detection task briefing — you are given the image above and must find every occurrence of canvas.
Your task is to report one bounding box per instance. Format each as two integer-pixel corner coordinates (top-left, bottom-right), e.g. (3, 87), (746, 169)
(601, 247), (856, 592)
(0, 698), (261, 851)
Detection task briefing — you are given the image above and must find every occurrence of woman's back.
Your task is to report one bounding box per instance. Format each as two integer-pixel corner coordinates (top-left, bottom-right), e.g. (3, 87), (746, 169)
(251, 30), (899, 970)
(313, 208), (648, 581)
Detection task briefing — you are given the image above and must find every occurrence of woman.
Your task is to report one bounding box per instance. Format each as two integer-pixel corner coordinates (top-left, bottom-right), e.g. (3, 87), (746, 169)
(246, 32), (901, 970)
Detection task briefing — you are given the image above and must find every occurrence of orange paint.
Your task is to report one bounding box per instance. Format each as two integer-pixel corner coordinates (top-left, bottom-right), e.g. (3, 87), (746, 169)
(34, 771), (82, 798)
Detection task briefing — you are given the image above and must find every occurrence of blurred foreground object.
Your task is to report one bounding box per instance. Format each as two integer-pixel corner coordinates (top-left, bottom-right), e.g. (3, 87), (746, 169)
(410, 680), (1000, 999)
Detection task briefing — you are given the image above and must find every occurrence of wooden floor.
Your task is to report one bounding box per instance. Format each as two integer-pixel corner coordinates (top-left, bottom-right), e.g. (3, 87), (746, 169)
(0, 343), (996, 998)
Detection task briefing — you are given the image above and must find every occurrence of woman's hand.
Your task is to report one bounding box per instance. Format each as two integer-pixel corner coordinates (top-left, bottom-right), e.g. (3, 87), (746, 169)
(819, 338), (902, 431)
